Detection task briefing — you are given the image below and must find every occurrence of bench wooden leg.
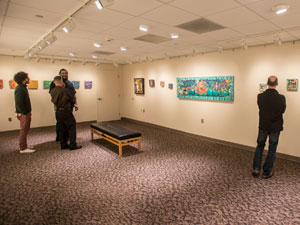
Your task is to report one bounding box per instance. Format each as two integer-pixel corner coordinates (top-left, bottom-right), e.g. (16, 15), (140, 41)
(118, 144), (122, 157)
(91, 129), (94, 140)
(138, 139), (141, 152)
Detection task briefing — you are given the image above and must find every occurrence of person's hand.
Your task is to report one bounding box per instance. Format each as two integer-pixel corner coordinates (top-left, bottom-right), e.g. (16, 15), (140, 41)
(54, 105), (57, 111)
(74, 104), (79, 111)
(16, 113), (22, 120)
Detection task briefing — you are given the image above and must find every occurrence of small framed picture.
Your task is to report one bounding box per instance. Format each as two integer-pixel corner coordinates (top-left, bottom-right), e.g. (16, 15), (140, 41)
(0, 79), (3, 89)
(259, 83), (267, 92)
(85, 81), (92, 89)
(28, 80), (38, 89)
(286, 79), (298, 91)
(160, 81), (165, 87)
(149, 79), (155, 88)
(168, 83), (173, 89)
(134, 78), (144, 94)
(9, 80), (18, 89)
(43, 80), (52, 89)
(72, 81), (80, 89)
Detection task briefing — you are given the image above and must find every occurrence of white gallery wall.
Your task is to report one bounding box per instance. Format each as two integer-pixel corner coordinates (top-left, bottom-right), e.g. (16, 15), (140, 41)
(120, 42), (300, 158)
(0, 55), (119, 132)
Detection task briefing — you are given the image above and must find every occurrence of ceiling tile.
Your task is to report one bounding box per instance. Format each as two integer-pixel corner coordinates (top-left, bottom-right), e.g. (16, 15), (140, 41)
(75, 5), (133, 26)
(206, 6), (264, 28)
(141, 4), (198, 26)
(107, 0), (163, 16)
(232, 20), (279, 35)
(170, 0), (241, 17)
(7, 3), (65, 25)
(10, 0), (84, 14)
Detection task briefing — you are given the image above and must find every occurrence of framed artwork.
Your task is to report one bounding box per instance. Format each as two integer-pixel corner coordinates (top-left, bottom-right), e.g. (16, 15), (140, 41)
(149, 79), (155, 88)
(28, 80), (38, 89)
(85, 81), (92, 89)
(160, 81), (165, 87)
(177, 76), (234, 101)
(43, 80), (52, 89)
(168, 83), (173, 89)
(9, 80), (18, 89)
(259, 83), (267, 92)
(72, 81), (80, 89)
(134, 78), (144, 94)
(286, 79), (298, 91)
(0, 79), (3, 89)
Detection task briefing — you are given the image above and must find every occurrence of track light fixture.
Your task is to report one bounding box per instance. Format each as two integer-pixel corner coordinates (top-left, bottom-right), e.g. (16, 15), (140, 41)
(95, 0), (103, 10)
(67, 59), (72, 65)
(95, 61), (100, 67)
(274, 35), (282, 46)
(241, 40), (248, 50)
(62, 19), (75, 33)
(38, 40), (47, 50)
(113, 62), (119, 67)
(36, 57), (40, 62)
(120, 46), (127, 51)
(218, 44), (223, 53)
(45, 33), (57, 45)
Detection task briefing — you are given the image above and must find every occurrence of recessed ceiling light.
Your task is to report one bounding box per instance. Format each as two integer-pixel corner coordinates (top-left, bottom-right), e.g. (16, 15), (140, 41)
(170, 33), (179, 39)
(92, 55), (98, 58)
(139, 25), (149, 32)
(93, 42), (101, 48)
(69, 52), (75, 57)
(272, 4), (289, 14)
(120, 46), (127, 51)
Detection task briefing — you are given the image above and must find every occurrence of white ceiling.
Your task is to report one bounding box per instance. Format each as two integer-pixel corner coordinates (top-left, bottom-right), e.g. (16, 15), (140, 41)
(1, 0), (300, 64)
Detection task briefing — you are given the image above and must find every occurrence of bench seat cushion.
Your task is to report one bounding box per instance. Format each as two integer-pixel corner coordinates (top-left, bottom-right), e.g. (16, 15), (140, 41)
(91, 122), (141, 140)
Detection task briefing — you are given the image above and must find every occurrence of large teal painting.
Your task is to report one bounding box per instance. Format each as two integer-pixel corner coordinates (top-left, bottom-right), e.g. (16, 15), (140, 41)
(177, 76), (234, 101)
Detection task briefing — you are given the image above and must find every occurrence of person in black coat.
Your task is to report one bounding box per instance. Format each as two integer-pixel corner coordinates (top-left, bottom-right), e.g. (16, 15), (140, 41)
(252, 76), (286, 179)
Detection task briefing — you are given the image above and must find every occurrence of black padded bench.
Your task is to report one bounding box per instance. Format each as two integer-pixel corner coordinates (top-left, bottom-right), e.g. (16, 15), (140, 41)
(90, 122), (142, 156)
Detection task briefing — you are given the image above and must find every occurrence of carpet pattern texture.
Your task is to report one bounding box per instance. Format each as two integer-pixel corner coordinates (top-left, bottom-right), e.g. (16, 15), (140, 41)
(0, 120), (300, 225)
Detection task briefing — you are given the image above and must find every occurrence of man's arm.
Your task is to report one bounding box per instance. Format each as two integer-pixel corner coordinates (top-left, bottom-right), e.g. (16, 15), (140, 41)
(282, 95), (286, 114)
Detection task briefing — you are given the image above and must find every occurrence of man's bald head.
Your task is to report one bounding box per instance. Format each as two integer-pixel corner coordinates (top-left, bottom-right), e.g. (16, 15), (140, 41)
(267, 75), (278, 88)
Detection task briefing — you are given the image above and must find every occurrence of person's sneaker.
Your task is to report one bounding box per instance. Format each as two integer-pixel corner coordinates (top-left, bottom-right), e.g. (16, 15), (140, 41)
(20, 148), (36, 154)
(70, 145), (82, 150)
(262, 172), (274, 179)
(252, 169), (260, 178)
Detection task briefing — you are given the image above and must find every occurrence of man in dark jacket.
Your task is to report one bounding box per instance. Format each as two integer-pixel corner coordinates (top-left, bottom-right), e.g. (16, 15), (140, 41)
(49, 68), (78, 142)
(14, 71), (36, 153)
(51, 76), (81, 150)
(252, 75), (286, 178)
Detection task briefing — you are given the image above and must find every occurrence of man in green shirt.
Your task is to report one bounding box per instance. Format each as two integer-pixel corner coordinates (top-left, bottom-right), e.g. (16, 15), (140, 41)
(14, 71), (35, 153)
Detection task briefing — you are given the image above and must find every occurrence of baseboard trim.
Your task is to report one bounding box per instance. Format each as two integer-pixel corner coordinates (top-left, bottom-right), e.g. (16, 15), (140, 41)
(121, 117), (300, 164)
(0, 120), (97, 134)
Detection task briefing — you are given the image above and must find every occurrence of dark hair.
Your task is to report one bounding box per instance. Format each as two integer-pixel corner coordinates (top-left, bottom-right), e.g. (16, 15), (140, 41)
(54, 76), (62, 82)
(267, 77), (278, 86)
(59, 68), (68, 75)
(14, 71), (28, 85)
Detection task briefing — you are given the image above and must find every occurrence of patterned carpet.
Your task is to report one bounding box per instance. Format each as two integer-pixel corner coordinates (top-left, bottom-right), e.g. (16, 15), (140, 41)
(0, 120), (299, 225)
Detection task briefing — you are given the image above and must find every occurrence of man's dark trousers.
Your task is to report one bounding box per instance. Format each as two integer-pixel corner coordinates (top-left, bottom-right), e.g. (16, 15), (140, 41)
(55, 109), (76, 149)
(253, 129), (280, 176)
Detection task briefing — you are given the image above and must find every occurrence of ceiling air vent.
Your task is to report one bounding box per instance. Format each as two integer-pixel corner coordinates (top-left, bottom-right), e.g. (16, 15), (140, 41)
(134, 34), (171, 44)
(92, 50), (115, 55)
(176, 18), (225, 34)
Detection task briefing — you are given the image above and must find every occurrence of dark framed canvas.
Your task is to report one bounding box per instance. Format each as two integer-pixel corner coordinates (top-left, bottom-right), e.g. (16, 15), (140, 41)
(134, 78), (144, 94)
(0, 79), (3, 89)
(177, 76), (234, 101)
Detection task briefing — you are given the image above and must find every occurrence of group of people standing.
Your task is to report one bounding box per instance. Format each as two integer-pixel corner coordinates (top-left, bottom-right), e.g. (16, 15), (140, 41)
(13, 68), (81, 154)
(13, 71), (286, 179)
